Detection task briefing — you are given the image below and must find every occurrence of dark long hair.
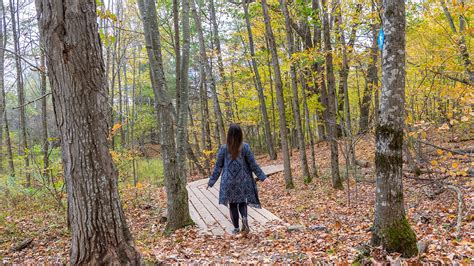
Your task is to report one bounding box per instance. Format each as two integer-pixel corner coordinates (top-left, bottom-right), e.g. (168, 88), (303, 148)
(226, 124), (243, 160)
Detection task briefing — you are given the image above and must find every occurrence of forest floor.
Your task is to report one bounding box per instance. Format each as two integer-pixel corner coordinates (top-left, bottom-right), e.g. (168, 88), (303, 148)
(0, 131), (472, 264)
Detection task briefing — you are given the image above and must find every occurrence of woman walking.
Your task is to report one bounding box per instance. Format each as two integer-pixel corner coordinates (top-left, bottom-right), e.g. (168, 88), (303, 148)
(208, 124), (267, 234)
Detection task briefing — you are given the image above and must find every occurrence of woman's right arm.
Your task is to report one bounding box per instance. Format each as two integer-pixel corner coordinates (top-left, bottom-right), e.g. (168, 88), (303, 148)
(208, 146), (225, 187)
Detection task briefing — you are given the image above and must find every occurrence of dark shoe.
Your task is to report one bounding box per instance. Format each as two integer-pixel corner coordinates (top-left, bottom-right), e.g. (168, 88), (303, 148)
(231, 228), (240, 234)
(241, 218), (250, 234)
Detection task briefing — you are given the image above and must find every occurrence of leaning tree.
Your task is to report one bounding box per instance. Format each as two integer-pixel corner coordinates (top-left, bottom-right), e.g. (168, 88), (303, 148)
(35, 0), (142, 264)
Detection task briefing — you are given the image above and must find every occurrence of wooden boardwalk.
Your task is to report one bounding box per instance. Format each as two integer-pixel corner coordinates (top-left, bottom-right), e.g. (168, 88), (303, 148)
(187, 164), (284, 235)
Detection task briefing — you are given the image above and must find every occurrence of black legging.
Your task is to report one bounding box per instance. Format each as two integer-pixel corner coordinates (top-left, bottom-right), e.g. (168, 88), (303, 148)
(229, 202), (248, 228)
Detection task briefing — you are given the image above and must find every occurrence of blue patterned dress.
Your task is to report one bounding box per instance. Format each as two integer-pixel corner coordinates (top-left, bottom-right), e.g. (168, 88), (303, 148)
(208, 143), (266, 208)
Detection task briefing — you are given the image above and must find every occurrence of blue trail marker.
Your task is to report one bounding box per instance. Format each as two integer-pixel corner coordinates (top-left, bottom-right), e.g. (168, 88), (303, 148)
(377, 27), (384, 51)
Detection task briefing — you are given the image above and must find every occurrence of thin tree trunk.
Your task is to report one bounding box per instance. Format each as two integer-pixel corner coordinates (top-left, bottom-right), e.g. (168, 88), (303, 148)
(0, 1), (4, 173)
(10, 0), (30, 186)
(371, 0), (417, 257)
(35, 0), (142, 263)
(40, 39), (49, 180)
(359, 2), (379, 133)
(261, 0), (293, 189)
(199, 65), (212, 154)
(280, 0), (310, 181)
(137, 0), (193, 232)
(321, 0), (342, 189)
(191, 0), (226, 144)
(243, 2), (276, 160)
(301, 73), (318, 177)
(0, 4), (13, 177)
(210, 0), (233, 120)
(312, 0), (328, 140)
(173, 0), (181, 110)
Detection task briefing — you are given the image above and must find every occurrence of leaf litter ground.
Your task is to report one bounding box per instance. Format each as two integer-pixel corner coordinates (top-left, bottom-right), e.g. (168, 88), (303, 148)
(0, 133), (472, 264)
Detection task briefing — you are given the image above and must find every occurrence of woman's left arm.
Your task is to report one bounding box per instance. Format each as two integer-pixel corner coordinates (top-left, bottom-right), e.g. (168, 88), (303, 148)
(208, 145), (226, 187)
(245, 144), (266, 181)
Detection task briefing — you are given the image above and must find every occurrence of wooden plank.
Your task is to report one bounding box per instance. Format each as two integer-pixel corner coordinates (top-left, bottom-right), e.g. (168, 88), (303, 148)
(188, 199), (209, 233)
(191, 185), (235, 233)
(187, 186), (224, 235)
(206, 184), (270, 225)
(205, 185), (262, 227)
(186, 164), (284, 234)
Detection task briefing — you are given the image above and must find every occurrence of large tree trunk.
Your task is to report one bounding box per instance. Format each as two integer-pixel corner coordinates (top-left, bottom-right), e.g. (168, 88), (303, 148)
(280, 0), (311, 181)
(243, 2), (276, 160)
(191, 0), (226, 144)
(371, 0), (418, 257)
(35, 0), (142, 264)
(10, 0), (30, 186)
(137, 0), (193, 232)
(261, 0), (294, 189)
(320, 0), (342, 189)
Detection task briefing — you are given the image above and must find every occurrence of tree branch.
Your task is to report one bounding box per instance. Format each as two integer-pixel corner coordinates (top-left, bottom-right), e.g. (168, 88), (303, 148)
(12, 92), (52, 110)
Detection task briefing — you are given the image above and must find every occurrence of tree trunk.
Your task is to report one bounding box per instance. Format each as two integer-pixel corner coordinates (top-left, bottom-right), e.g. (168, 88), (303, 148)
(280, 0), (310, 181)
(210, 0), (233, 120)
(10, 0), (30, 186)
(176, 0), (191, 216)
(0, 1), (4, 173)
(40, 39), (49, 180)
(371, 0), (418, 257)
(359, 2), (379, 133)
(301, 73), (318, 178)
(137, 0), (193, 232)
(261, 0), (293, 189)
(173, 0), (181, 110)
(321, 0), (342, 189)
(191, 0), (226, 144)
(243, 2), (276, 160)
(35, 0), (142, 263)
(0, 2), (14, 176)
(199, 65), (212, 154)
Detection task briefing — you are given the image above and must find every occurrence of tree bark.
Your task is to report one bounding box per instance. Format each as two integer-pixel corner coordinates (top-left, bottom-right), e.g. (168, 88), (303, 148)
(0, 2), (13, 175)
(191, 0), (226, 144)
(261, 0), (294, 189)
(0, 0), (4, 173)
(243, 1), (276, 160)
(359, 3), (379, 133)
(210, 0), (233, 120)
(320, 0), (342, 189)
(371, 0), (418, 257)
(137, 0), (193, 232)
(176, 0), (191, 217)
(301, 73), (318, 177)
(280, 0), (310, 181)
(312, 0), (328, 140)
(35, 0), (142, 263)
(10, 0), (30, 186)
(39, 37), (49, 180)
